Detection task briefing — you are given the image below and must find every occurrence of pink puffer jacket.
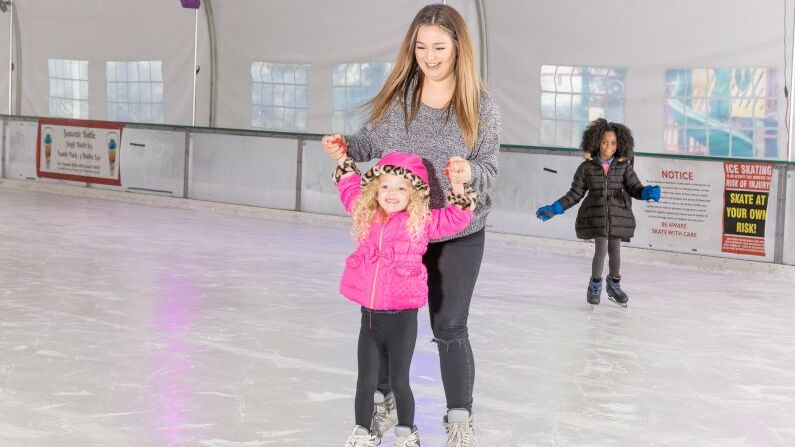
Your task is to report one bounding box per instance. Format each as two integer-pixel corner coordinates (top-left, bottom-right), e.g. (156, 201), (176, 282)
(336, 163), (473, 311)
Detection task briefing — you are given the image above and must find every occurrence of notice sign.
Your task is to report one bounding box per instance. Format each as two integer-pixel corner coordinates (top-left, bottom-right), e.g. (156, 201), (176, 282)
(645, 168), (710, 239)
(36, 118), (124, 186)
(637, 159), (719, 253)
(721, 162), (773, 256)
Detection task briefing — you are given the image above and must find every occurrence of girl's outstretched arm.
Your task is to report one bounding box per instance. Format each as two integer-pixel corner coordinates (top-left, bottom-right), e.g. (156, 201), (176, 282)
(537, 162), (588, 221)
(426, 186), (476, 239)
(334, 157), (362, 215)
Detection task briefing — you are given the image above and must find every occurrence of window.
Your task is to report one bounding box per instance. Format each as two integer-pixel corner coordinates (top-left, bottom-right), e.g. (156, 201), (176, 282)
(540, 65), (627, 147)
(251, 62), (309, 131)
(48, 58), (89, 119)
(332, 62), (392, 133)
(107, 61), (164, 123)
(664, 68), (779, 158)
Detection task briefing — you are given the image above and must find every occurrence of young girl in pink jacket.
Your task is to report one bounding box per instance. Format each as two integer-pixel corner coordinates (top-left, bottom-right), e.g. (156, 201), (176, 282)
(333, 150), (476, 447)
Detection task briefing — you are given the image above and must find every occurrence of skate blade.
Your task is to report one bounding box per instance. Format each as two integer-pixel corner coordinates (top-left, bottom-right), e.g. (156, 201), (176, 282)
(607, 296), (628, 308)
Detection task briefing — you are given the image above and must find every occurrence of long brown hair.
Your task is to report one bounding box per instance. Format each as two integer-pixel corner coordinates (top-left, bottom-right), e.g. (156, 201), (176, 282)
(367, 4), (484, 149)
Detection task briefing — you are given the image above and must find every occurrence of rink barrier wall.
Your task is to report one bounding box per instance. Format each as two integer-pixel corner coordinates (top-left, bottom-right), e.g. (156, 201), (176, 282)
(1, 114), (793, 266)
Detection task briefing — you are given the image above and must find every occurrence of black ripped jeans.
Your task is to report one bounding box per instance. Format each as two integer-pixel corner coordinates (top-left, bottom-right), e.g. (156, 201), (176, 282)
(377, 229), (485, 412)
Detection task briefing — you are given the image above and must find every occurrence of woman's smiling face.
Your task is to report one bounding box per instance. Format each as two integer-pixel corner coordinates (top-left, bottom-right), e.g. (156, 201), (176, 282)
(415, 25), (456, 83)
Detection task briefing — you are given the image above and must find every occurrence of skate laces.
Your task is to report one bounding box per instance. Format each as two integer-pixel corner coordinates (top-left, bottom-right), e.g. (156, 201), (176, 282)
(589, 280), (602, 293)
(608, 277), (623, 293)
(394, 430), (420, 447)
(345, 427), (377, 447)
(445, 418), (476, 446)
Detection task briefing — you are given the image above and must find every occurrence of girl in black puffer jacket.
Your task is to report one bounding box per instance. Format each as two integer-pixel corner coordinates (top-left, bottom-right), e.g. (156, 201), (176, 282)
(536, 118), (661, 307)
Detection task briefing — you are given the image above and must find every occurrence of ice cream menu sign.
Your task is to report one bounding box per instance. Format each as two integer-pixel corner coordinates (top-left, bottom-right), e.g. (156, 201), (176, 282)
(36, 118), (124, 186)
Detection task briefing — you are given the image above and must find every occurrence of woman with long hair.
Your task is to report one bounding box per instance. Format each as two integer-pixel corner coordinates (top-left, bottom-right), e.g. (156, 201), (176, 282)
(323, 4), (500, 446)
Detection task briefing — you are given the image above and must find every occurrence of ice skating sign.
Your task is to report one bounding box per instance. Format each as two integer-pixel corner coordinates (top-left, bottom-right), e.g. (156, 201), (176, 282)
(36, 118), (124, 186)
(721, 162), (773, 256)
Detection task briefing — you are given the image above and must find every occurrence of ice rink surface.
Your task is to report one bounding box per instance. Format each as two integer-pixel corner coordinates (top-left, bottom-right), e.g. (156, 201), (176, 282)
(1, 186), (794, 446)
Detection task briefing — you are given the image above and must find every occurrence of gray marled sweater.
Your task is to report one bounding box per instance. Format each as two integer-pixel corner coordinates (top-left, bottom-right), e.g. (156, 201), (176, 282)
(346, 90), (501, 242)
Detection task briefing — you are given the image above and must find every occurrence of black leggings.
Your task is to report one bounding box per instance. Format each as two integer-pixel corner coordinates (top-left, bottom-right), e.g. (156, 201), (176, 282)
(377, 229), (485, 412)
(356, 308), (418, 429)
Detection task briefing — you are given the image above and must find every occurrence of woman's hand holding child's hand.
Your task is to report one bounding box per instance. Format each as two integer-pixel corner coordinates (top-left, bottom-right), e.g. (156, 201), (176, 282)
(445, 158), (467, 195)
(322, 134), (349, 162)
(445, 156), (472, 185)
(327, 135), (356, 182)
(445, 157), (478, 210)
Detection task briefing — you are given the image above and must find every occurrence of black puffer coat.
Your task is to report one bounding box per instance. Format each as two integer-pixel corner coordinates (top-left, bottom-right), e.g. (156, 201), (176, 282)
(558, 157), (645, 241)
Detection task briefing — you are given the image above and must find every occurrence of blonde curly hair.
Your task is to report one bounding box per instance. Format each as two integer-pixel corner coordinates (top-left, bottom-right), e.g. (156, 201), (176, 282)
(352, 174), (430, 244)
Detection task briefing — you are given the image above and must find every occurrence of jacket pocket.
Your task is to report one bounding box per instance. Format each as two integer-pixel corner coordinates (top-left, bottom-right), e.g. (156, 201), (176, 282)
(341, 254), (367, 291)
(388, 262), (428, 301)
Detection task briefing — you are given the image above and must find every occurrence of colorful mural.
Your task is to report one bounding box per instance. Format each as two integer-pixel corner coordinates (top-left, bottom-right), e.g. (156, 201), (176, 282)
(664, 68), (779, 158)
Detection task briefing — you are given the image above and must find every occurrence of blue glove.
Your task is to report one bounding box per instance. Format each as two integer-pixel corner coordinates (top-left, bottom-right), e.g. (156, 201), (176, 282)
(641, 185), (661, 202)
(536, 200), (564, 221)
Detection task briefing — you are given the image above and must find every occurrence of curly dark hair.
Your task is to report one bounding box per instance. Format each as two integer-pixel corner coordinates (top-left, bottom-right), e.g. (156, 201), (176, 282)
(579, 118), (635, 159)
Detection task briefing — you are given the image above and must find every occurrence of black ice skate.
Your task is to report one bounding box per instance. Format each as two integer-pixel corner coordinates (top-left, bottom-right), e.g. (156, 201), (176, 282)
(587, 278), (602, 305)
(606, 276), (628, 307)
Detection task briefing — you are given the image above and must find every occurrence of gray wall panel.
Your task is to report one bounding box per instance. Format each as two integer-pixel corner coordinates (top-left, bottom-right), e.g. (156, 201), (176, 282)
(488, 151), (583, 240)
(300, 140), (375, 216)
(120, 128), (186, 197)
(4, 120), (38, 180)
(0, 119), (5, 177)
(300, 140), (345, 216)
(189, 134), (297, 209)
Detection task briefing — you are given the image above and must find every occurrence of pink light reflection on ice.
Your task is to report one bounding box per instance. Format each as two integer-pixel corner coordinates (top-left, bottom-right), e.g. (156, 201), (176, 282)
(150, 272), (201, 446)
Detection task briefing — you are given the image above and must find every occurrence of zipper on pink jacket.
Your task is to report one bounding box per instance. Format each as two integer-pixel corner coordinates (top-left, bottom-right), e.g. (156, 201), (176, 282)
(368, 214), (390, 328)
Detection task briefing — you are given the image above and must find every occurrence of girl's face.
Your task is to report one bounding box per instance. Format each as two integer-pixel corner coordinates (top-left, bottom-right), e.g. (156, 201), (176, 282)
(415, 25), (456, 83)
(599, 130), (618, 160)
(377, 174), (411, 214)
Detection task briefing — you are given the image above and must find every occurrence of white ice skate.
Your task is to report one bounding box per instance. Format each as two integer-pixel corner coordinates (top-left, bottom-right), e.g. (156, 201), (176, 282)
(345, 425), (378, 447)
(443, 409), (478, 447)
(393, 425), (421, 447)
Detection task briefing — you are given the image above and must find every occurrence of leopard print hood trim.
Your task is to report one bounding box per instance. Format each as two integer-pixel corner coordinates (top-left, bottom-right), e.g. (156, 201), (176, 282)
(360, 165), (430, 201)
